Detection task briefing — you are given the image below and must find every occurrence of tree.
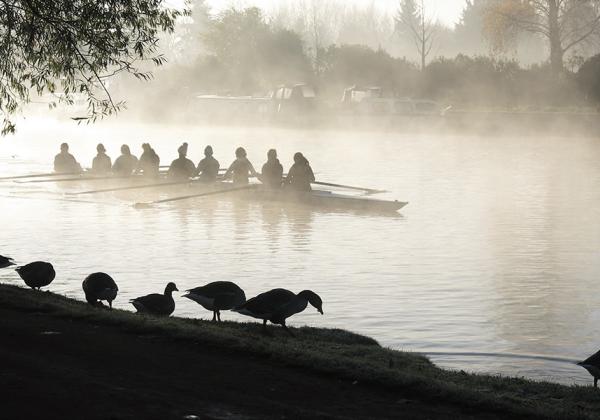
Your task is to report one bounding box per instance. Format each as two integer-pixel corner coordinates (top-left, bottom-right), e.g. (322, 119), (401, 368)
(454, 0), (489, 55)
(0, 1), (181, 134)
(163, 0), (209, 63)
(202, 8), (311, 93)
(395, 0), (436, 70)
(484, 0), (600, 73)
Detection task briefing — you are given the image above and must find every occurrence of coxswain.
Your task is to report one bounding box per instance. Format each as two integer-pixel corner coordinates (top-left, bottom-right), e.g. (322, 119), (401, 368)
(284, 152), (315, 191)
(92, 143), (112, 174)
(168, 142), (195, 180)
(112, 145), (138, 176)
(136, 143), (160, 178)
(259, 149), (283, 189)
(224, 147), (257, 185)
(53, 142), (82, 174)
(196, 145), (220, 182)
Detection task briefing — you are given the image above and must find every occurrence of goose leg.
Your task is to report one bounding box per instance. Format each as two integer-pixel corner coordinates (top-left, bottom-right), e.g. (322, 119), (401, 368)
(261, 319), (273, 336)
(217, 311), (221, 322)
(595, 377), (598, 388)
(109, 300), (113, 309)
(281, 321), (294, 337)
(212, 311), (217, 322)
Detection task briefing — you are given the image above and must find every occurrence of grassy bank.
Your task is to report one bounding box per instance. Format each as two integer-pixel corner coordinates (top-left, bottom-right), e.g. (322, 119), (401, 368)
(1, 283), (599, 419)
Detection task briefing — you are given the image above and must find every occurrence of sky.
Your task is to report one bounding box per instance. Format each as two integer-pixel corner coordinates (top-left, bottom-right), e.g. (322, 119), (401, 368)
(204, 0), (466, 28)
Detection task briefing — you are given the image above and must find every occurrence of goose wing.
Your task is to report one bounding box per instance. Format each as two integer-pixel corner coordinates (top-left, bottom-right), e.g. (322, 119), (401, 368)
(235, 288), (294, 318)
(131, 293), (173, 315)
(187, 281), (242, 298)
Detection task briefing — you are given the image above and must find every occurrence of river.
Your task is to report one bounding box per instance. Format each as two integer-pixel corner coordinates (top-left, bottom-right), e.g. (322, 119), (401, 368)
(1, 117), (599, 385)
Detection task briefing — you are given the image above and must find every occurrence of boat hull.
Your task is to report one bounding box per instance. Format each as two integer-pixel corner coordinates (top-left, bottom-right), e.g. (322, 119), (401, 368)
(237, 188), (407, 213)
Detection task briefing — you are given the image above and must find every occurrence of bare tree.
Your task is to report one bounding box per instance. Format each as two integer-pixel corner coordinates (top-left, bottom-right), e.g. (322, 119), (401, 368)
(484, 0), (600, 73)
(395, 0), (436, 70)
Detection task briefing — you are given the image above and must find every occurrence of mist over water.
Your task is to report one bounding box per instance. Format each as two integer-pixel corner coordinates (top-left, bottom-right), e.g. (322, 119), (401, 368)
(1, 117), (600, 385)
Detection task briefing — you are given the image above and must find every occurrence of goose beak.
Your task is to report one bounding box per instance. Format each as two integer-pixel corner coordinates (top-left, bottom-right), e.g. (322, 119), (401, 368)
(318, 308), (324, 315)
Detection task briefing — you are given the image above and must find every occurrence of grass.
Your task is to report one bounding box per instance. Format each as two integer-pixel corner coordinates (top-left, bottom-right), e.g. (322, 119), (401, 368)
(1, 283), (599, 419)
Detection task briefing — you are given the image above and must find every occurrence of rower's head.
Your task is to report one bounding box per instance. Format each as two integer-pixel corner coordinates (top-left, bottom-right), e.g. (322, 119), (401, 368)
(96, 143), (106, 154)
(60, 142), (69, 153)
(178, 142), (188, 157)
(267, 149), (277, 161)
(204, 145), (213, 157)
(293, 152), (308, 165)
(121, 144), (131, 155)
(235, 147), (247, 158)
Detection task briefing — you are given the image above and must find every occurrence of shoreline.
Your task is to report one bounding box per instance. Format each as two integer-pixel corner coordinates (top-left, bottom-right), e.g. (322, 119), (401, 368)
(1, 283), (599, 419)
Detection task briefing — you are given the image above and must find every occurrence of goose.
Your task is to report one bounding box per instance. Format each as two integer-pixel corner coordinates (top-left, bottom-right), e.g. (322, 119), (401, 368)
(578, 350), (600, 388)
(15, 261), (55, 290)
(233, 288), (323, 335)
(82, 272), (119, 308)
(0, 255), (15, 269)
(183, 281), (246, 322)
(130, 282), (178, 316)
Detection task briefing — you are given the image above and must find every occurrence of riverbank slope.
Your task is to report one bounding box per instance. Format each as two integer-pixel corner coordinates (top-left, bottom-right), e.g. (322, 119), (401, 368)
(1, 284), (599, 419)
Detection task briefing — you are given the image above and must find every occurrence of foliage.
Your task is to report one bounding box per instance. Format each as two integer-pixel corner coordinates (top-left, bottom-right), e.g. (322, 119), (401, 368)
(422, 54), (583, 108)
(578, 53), (600, 103)
(201, 7), (312, 94)
(0, 0), (182, 134)
(320, 45), (419, 97)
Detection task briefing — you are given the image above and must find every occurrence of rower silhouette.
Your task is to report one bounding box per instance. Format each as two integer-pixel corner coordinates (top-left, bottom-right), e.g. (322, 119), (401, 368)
(260, 149), (283, 189)
(196, 145), (220, 182)
(91, 143), (112, 175)
(224, 147), (257, 185)
(53, 142), (82, 174)
(136, 143), (160, 178)
(112, 145), (138, 176)
(168, 142), (195, 180)
(284, 152), (315, 191)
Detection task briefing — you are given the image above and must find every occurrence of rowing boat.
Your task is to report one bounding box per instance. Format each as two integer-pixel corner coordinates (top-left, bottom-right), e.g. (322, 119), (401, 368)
(7, 174), (407, 213)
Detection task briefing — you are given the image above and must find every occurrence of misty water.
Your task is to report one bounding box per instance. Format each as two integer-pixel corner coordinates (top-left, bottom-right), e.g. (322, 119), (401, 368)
(1, 117), (599, 385)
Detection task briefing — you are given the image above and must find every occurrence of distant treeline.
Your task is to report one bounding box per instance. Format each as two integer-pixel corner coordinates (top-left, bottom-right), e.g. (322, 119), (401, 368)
(112, 5), (600, 118)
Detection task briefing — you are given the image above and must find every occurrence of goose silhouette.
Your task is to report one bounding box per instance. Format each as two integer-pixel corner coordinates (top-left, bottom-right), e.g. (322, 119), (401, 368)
(183, 281), (246, 322)
(130, 282), (178, 316)
(0, 255), (15, 269)
(234, 288), (323, 335)
(83, 272), (119, 308)
(578, 350), (600, 388)
(15, 261), (55, 290)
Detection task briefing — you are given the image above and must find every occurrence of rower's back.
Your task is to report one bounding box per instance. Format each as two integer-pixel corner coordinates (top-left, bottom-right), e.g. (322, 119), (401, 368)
(54, 143), (81, 174)
(113, 145), (138, 176)
(169, 156), (196, 180)
(137, 144), (160, 177)
(197, 156), (220, 182)
(286, 152), (314, 191)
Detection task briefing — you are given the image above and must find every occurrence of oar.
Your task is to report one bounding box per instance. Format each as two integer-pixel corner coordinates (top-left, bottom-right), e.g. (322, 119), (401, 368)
(66, 179), (192, 195)
(311, 181), (387, 195)
(0, 172), (81, 181)
(15, 174), (154, 184)
(134, 184), (256, 208)
(17, 172), (170, 184)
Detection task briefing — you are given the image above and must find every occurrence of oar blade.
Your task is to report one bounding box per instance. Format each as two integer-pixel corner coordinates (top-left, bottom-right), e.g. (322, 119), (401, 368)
(133, 202), (153, 209)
